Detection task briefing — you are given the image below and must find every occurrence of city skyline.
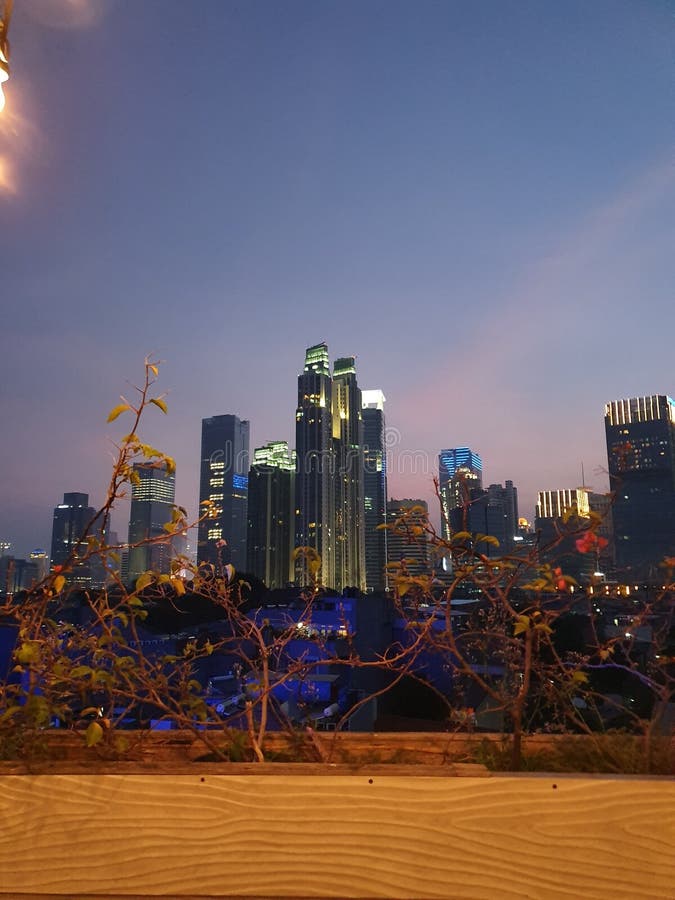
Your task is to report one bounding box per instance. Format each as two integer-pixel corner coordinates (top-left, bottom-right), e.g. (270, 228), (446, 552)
(2, 1), (675, 555)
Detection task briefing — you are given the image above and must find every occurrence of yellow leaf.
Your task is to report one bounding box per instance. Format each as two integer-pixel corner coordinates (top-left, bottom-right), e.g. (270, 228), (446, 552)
(106, 403), (131, 423)
(172, 578), (186, 596)
(150, 397), (168, 414)
(513, 615), (530, 636)
(572, 671), (589, 685)
(85, 721), (104, 748)
(135, 572), (153, 592)
(53, 575), (66, 594)
(148, 363), (159, 377)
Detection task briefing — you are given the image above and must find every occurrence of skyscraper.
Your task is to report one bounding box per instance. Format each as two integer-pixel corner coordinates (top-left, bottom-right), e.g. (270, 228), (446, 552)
(50, 492), (98, 587)
(332, 357), (365, 591)
(127, 461), (177, 582)
(247, 441), (295, 589)
(438, 448), (483, 540)
(386, 499), (429, 580)
(198, 415), (250, 572)
(535, 487), (605, 582)
(295, 343), (335, 587)
(362, 390), (387, 592)
(605, 395), (675, 578)
(294, 343), (366, 591)
(450, 481), (519, 558)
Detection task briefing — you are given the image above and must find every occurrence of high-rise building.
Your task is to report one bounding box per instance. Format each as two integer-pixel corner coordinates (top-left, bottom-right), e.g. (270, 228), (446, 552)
(332, 357), (365, 592)
(386, 499), (429, 580)
(295, 343), (335, 586)
(198, 414), (250, 572)
(535, 488), (600, 582)
(362, 390), (388, 592)
(247, 441), (295, 589)
(294, 344), (367, 591)
(29, 549), (49, 582)
(438, 448), (483, 539)
(605, 395), (675, 578)
(50, 492), (98, 586)
(450, 481), (519, 558)
(127, 461), (177, 582)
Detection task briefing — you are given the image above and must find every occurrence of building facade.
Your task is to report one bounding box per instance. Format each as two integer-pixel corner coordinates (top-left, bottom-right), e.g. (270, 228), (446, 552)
(332, 357), (365, 592)
(294, 343), (366, 591)
(295, 343), (335, 586)
(247, 441), (295, 589)
(386, 498), (429, 580)
(127, 461), (177, 582)
(362, 390), (388, 592)
(438, 448), (483, 539)
(450, 480), (519, 558)
(50, 492), (98, 586)
(605, 395), (675, 579)
(198, 414), (250, 572)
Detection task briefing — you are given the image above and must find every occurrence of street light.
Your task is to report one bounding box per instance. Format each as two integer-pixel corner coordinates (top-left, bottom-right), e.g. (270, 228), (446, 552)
(0, 0), (13, 113)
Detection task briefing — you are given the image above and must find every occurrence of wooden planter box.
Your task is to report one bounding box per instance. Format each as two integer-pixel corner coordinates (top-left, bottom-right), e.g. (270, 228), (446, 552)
(1, 732), (673, 899)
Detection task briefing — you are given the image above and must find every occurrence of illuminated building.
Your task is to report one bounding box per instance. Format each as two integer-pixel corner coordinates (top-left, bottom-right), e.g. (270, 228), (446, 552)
(294, 344), (366, 591)
(198, 414), (250, 571)
(605, 395), (675, 578)
(362, 390), (387, 592)
(295, 343), (334, 586)
(127, 462), (177, 582)
(49, 492), (99, 587)
(438, 448), (483, 540)
(332, 357), (365, 592)
(535, 487), (607, 582)
(29, 549), (49, 582)
(386, 498), (429, 578)
(247, 441), (295, 588)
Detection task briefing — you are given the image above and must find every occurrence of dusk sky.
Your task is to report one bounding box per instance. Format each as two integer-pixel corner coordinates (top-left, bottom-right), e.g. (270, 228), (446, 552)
(1, 0), (675, 557)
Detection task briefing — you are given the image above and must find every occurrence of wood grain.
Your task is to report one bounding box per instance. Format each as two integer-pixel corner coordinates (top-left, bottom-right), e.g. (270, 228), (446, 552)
(0, 773), (673, 898)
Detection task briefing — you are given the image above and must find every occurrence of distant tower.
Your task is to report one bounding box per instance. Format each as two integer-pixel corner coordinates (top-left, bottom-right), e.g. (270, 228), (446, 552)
(247, 441), (295, 589)
(198, 415), (250, 572)
(362, 390), (387, 592)
(332, 357), (365, 592)
(605, 395), (675, 578)
(29, 549), (49, 582)
(295, 343), (335, 587)
(127, 462), (177, 582)
(438, 448), (483, 539)
(535, 488), (594, 582)
(386, 499), (429, 578)
(450, 481), (519, 558)
(50, 492), (98, 586)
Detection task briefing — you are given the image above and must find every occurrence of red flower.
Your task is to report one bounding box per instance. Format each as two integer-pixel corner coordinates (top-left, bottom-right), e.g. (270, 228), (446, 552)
(575, 532), (608, 554)
(553, 567), (567, 590)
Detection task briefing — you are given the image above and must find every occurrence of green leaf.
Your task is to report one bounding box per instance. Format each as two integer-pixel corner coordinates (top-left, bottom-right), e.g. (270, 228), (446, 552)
(106, 403), (131, 423)
(150, 397), (168, 414)
(85, 721), (104, 748)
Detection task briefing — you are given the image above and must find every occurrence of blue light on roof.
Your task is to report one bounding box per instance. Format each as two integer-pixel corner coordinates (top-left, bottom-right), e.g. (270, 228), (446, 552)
(439, 447), (482, 480)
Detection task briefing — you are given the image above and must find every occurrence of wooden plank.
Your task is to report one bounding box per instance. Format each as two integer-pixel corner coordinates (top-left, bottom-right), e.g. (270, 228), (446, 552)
(0, 774), (673, 898)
